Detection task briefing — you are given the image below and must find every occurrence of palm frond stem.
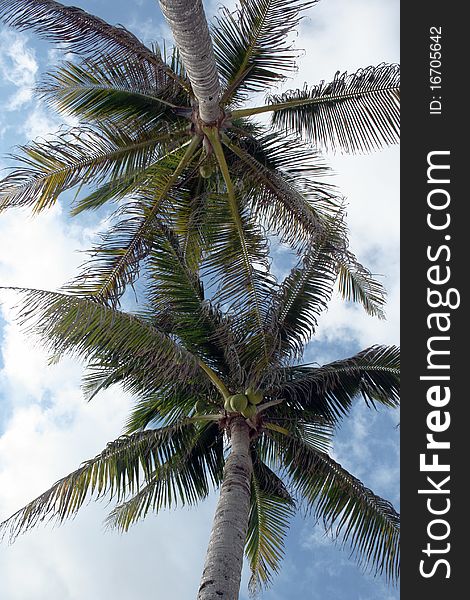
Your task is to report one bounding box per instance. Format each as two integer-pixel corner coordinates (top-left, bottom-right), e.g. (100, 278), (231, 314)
(204, 126), (270, 364)
(231, 86), (400, 119)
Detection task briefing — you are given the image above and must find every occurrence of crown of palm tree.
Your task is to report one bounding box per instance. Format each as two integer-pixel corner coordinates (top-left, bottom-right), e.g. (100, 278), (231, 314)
(0, 222), (399, 591)
(0, 0), (399, 311)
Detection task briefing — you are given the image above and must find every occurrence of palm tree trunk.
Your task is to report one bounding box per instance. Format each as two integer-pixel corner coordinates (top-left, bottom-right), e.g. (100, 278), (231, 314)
(197, 417), (253, 600)
(158, 0), (221, 124)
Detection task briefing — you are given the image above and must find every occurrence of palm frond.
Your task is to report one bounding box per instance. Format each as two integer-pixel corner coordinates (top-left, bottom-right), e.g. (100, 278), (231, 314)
(213, 0), (317, 102)
(144, 220), (240, 370)
(0, 0), (176, 82)
(337, 255), (386, 318)
(3, 287), (200, 385)
(261, 419), (333, 455)
(202, 195), (277, 374)
(246, 453), (295, 595)
(268, 214), (347, 361)
(222, 130), (338, 250)
(105, 421), (225, 532)
(40, 55), (189, 127)
(277, 345), (400, 423)
(0, 125), (186, 213)
(64, 137), (201, 305)
(122, 382), (217, 431)
(267, 64), (400, 153)
(69, 172), (150, 216)
(204, 130), (278, 374)
(170, 176), (213, 271)
(0, 421), (210, 542)
(278, 432), (400, 581)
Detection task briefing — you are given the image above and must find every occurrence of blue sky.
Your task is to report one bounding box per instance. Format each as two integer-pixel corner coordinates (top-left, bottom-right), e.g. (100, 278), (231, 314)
(0, 1), (399, 598)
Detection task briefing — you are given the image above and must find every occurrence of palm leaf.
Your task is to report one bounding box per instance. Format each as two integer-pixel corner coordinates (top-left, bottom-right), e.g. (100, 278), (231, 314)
(261, 419), (333, 455)
(105, 421), (225, 532)
(40, 55), (189, 126)
(3, 287), (200, 385)
(0, 125), (186, 213)
(144, 221), (240, 370)
(245, 453), (295, 594)
(213, 0), (316, 102)
(122, 382), (217, 431)
(204, 130), (278, 373)
(278, 432), (400, 581)
(277, 345), (400, 422)
(0, 0), (176, 81)
(268, 217), (346, 361)
(222, 130), (338, 250)
(337, 255), (386, 319)
(268, 64), (400, 153)
(63, 137), (201, 305)
(0, 421), (209, 542)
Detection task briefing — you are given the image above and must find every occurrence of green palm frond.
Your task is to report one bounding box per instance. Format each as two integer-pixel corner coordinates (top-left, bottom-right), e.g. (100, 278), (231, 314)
(268, 218), (345, 361)
(105, 421), (225, 532)
(80, 355), (214, 429)
(203, 196), (276, 370)
(169, 176), (213, 270)
(65, 203), (157, 305)
(278, 345), (400, 422)
(40, 55), (189, 127)
(123, 383), (217, 431)
(266, 64), (400, 153)
(0, 0), (174, 78)
(64, 138), (201, 305)
(203, 130), (278, 372)
(69, 171), (150, 216)
(0, 125), (186, 213)
(261, 418), (333, 455)
(144, 220), (240, 369)
(3, 287), (200, 385)
(0, 421), (203, 541)
(265, 208), (386, 362)
(278, 432), (400, 581)
(246, 454), (295, 595)
(222, 130), (338, 249)
(337, 255), (386, 319)
(213, 0), (316, 103)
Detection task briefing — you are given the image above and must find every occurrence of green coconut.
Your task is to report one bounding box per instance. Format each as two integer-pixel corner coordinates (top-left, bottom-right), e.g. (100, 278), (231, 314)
(229, 393), (248, 412)
(245, 387), (263, 405)
(241, 403), (257, 419)
(194, 399), (206, 414)
(199, 163), (213, 179)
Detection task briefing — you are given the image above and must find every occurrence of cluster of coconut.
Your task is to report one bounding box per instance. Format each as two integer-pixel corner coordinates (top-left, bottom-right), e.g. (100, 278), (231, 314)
(224, 387), (263, 419)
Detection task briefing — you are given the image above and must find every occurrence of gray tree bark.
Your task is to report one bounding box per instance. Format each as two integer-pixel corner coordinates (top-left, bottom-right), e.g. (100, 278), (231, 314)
(197, 417), (253, 600)
(158, 0), (221, 124)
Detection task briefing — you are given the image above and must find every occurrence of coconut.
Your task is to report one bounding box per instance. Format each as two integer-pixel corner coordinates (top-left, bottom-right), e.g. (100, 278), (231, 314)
(199, 163), (213, 179)
(194, 399), (206, 414)
(245, 387), (263, 405)
(241, 403), (257, 419)
(229, 393), (248, 412)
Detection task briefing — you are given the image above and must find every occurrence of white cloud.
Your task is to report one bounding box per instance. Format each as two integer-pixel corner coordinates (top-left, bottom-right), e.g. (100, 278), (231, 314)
(0, 31), (38, 111)
(0, 205), (96, 290)
(20, 104), (62, 141)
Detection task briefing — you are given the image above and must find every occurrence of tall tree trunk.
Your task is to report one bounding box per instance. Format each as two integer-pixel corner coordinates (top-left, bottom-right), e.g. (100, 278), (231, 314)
(197, 417), (253, 600)
(158, 0), (221, 124)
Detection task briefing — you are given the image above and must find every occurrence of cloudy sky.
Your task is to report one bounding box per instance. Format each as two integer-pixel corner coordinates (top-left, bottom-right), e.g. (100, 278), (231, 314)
(0, 1), (399, 598)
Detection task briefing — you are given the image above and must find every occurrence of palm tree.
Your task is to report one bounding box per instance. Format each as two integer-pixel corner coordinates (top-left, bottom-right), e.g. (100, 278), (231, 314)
(0, 216), (400, 598)
(0, 0), (399, 312)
